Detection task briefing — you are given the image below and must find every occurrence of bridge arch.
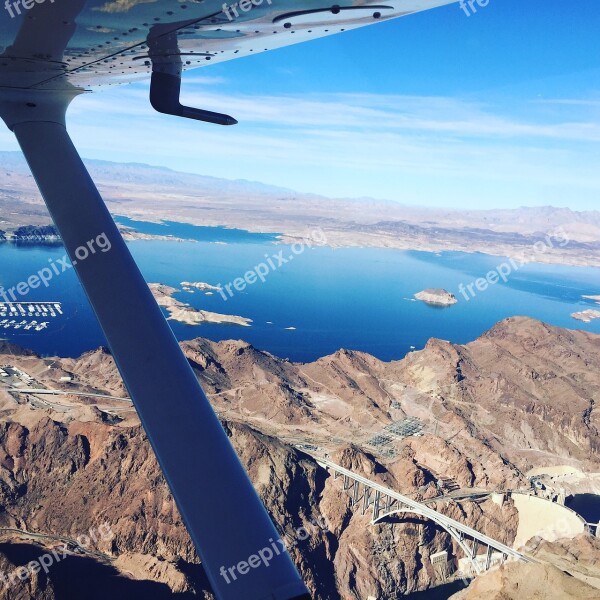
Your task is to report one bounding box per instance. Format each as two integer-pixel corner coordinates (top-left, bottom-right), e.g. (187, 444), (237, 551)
(372, 507), (482, 573)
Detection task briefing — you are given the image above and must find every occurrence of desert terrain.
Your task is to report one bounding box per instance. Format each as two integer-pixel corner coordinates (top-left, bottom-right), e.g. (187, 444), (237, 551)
(0, 317), (600, 598)
(2, 151), (600, 267)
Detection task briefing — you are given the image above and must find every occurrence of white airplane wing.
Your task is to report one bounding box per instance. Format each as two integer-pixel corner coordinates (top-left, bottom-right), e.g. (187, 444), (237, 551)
(0, 0), (457, 90)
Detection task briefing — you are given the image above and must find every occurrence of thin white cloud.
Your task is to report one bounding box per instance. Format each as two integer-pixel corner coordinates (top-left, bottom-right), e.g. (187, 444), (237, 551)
(3, 83), (599, 209)
(534, 98), (600, 107)
(70, 85), (600, 142)
(180, 75), (228, 86)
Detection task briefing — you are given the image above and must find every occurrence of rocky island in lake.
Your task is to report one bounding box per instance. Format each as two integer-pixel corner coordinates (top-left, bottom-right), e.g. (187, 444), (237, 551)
(572, 309), (600, 323)
(414, 288), (458, 306)
(572, 295), (600, 323)
(149, 283), (252, 327)
(181, 281), (222, 293)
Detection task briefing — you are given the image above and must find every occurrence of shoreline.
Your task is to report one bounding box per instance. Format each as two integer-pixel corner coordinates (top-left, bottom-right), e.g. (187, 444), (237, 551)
(114, 215), (600, 270)
(3, 213), (600, 269)
(3, 225), (600, 269)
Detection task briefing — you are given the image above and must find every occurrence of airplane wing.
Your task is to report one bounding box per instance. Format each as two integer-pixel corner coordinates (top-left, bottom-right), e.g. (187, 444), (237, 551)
(0, 0), (458, 90)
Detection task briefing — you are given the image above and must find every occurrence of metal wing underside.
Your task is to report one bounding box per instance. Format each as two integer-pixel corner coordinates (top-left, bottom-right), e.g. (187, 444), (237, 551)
(0, 0), (457, 92)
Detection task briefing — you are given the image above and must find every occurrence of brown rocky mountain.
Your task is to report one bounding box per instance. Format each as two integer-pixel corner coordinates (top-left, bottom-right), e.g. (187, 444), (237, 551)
(0, 317), (600, 598)
(450, 534), (600, 599)
(449, 561), (600, 600)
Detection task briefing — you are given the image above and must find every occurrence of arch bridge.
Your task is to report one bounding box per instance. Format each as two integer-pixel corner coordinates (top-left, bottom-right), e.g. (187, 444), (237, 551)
(310, 454), (535, 575)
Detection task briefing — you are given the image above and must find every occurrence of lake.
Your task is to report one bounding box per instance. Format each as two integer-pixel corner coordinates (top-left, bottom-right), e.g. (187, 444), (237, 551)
(1, 218), (600, 363)
(566, 494), (600, 524)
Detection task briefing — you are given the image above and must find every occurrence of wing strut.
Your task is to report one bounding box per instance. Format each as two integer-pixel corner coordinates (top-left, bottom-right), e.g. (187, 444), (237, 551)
(0, 89), (309, 600)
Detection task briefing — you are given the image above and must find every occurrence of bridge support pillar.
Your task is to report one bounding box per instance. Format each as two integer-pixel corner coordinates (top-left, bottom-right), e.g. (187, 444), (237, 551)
(471, 540), (479, 560)
(352, 480), (360, 506)
(385, 494), (392, 513)
(485, 545), (492, 570)
(343, 475), (351, 491)
(373, 491), (381, 521)
(362, 487), (372, 515)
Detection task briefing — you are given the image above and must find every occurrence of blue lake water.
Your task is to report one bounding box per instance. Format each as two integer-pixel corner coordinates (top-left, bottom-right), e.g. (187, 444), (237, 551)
(1, 219), (600, 362)
(116, 216), (281, 244)
(566, 494), (600, 524)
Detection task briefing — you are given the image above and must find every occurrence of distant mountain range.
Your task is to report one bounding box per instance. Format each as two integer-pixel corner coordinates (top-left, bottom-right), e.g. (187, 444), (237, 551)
(1, 150), (600, 265)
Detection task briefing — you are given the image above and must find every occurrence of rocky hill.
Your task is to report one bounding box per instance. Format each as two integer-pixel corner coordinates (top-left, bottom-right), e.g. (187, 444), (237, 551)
(0, 317), (599, 598)
(450, 534), (600, 600)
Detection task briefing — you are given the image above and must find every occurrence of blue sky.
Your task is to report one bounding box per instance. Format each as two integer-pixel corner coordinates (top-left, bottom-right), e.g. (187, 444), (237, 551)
(2, 0), (599, 209)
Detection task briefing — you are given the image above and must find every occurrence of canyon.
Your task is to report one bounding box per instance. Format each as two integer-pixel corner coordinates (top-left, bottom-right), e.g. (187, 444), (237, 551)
(0, 317), (599, 597)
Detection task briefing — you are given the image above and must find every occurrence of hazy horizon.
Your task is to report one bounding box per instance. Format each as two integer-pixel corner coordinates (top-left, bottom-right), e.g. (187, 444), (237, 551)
(0, 149), (597, 215)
